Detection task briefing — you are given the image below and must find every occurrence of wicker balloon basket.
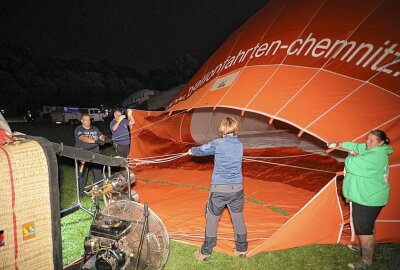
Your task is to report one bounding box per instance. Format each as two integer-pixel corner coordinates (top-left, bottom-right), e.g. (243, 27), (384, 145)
(0, 137), (62, 270)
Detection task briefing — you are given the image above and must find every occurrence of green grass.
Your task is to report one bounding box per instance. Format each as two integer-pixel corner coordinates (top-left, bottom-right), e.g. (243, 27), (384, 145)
(61, 210), (93, 264)
(59, 163), (94, 265)
(160, 240), (399, 270)
(267, 205), (289, 216)
(60, 146), (114, 265)
(164, 241), (358, 270)
(60, 164), (400, 269)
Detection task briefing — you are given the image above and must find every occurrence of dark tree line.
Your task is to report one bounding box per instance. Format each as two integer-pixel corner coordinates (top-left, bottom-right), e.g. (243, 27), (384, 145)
(0, 45), (198, 114)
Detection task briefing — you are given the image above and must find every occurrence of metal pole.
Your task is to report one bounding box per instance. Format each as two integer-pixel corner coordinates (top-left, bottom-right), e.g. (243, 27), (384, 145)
(75, 159), (94, 216)
(127, 166), (132, 201)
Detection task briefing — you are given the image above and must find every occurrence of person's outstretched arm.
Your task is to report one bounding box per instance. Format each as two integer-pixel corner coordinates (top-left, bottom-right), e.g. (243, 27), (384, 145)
(327, 141), (361, 155)
(189, 140), (218, 156)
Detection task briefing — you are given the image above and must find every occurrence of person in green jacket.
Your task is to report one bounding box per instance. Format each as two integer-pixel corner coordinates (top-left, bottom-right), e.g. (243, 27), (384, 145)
(328, 130), (393, 269)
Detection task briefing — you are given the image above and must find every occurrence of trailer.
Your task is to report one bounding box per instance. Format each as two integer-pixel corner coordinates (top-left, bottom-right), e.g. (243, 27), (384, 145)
(51, 106), (82, 125)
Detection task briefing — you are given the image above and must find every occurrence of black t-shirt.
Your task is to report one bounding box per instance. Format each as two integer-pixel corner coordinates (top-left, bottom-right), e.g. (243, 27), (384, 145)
(74, 125), (102, 152)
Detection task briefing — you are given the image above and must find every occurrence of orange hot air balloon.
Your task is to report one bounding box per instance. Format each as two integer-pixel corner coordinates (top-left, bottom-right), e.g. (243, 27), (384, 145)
(128, 0), (400, 256)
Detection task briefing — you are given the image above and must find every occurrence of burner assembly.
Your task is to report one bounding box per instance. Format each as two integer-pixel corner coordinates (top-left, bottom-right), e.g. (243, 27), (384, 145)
(81, 171), (169, 270)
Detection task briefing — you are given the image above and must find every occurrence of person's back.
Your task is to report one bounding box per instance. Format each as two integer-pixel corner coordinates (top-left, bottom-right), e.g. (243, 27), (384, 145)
(189, 117), (247, 261)
(207, 135), (243, 185)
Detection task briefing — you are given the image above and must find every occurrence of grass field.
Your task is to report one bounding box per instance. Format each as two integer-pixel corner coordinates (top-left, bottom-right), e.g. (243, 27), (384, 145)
(8, 121), (400, 269)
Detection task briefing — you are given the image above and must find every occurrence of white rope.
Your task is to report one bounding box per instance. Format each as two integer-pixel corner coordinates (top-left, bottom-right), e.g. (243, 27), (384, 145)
(349, 201), (355, 242)
(131, 153), (187, 162)
(128, 157), (184, 165)
(243, 152), (323, 159)
(127, 152), (188, 166)
(130, 150), (324, 162)
(243, 157), (336, 174)
(128, 151), (337, 175)
(109, 130), (131, 141)
(170, 229), (277, 234)
(168, 233), (269, 241)
(128, 152), (187, 160)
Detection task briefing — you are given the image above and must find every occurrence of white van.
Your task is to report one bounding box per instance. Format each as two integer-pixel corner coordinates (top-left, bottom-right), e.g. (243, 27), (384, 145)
(81, 108), (105, 122)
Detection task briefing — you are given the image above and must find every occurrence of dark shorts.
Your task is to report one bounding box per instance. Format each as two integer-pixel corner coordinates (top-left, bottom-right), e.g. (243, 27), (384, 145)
(352, 202), (383, 235)
(115, 144), (130, 158)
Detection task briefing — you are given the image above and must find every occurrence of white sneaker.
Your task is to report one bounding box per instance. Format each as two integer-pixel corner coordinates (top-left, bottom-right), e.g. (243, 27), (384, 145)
(233, 248), (246, 258)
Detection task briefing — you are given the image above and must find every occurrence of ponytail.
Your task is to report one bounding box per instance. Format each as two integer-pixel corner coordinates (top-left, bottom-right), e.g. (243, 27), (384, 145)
(370, 130), (390, 144)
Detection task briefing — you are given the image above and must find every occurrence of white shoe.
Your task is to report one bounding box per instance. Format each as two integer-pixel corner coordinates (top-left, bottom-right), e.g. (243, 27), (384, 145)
(233, 248), (246, 258)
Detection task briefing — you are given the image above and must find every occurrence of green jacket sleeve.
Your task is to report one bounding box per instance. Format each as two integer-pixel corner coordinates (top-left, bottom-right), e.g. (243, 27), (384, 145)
(342, 142), (365, 153)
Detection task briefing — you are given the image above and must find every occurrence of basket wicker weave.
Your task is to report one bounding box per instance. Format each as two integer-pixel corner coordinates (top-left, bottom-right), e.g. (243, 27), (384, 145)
(0, 138), (61, 270)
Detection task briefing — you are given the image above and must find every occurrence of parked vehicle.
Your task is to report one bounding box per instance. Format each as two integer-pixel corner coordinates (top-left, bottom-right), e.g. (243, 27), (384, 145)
(51, 107), (82, 125)
(81, 108), (105, 122)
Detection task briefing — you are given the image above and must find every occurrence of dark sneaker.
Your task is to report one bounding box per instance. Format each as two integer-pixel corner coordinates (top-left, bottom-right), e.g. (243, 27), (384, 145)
(194, 250), (211, 261)
(233, 248), (246, 258)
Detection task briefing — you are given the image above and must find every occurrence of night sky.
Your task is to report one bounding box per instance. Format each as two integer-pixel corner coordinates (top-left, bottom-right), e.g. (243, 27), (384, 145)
(0, 0), (269, 73)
